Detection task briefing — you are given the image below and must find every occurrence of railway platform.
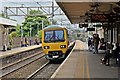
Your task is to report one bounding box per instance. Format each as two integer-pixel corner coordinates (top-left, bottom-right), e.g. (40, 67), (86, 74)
(0, 44), (42, 69)
(51, 40), (119, 79)
(0, 44), (42, 58)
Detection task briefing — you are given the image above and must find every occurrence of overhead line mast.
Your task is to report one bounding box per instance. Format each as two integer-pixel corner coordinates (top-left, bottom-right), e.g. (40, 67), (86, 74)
(4, 1), (64, 17)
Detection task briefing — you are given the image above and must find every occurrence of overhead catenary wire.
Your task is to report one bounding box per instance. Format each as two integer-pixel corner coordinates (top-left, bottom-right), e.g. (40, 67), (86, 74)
(33, 0), (49, 14)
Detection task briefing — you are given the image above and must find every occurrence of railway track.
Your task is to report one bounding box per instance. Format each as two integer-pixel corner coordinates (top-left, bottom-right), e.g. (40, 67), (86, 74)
(26, 62), (60, 80)
(1, 51), (46, 78)
(26, 43), (75, 80)
(1, 42), (75, 79)
(27, 61), (50, 79)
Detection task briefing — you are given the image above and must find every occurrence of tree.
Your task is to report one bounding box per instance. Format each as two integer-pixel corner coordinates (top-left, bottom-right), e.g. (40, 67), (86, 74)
(0, 13), (5, 18)
(16, 24), (21, 36)
(0, 11), (10, 19)
(22, 10), (50, 37)
(8, 24), (21, 37)
(8, 31), (18, 48)
(38, 30), (42, 43)
(38, 30), (42, 39)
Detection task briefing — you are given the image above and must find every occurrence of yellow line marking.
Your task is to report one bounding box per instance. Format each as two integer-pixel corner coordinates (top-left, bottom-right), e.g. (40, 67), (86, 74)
(83, 52), (85, 78)
(81, 41), (90, 79)
(86, 51), (90, 79)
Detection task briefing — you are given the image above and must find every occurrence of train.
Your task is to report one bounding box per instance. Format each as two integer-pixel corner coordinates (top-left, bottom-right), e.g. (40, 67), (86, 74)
(42, 25), (71, 61)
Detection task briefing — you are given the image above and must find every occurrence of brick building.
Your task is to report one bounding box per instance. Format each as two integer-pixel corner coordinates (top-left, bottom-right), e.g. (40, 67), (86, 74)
(0, 17), (17, 51)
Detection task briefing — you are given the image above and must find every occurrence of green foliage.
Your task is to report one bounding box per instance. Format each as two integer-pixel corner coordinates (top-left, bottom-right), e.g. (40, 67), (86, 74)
(8, 31), (18, 44)
(0, 13), (5, 17)
(22, 10), (50, 37)
(8, 24), (21, 37)
(38, 30), (42, 39)
(0, 12), (10, 19)
(8, 31), (18, 48)
(16, 24), (21, 36)
(29, 10), (43, 15)
(9, 31), (18, 38)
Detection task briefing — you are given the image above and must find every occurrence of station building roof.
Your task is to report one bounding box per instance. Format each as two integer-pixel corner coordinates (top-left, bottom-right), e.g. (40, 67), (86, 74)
(0, 17), (17, 27)
(56, 0), (120, 24)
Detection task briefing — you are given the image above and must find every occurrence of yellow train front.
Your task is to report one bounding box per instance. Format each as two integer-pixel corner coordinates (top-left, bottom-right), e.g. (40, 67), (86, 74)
(42, 25), (69, 61)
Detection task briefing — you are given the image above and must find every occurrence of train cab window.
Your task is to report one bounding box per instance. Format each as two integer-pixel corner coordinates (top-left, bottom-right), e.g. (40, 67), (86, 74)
(54, 30), (64, 40)
(44, 30), (64, 42)
(44, 31), (54, 41)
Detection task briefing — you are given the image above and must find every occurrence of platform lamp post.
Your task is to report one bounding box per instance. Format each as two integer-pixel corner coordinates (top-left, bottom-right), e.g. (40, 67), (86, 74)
(37, 20), (44, 35)
(37, 20), (44, 43)
(51, 0), (54, 24)
(20, 26), (23, 47)
(37, 22), (41, 36)
(37, 22), (39, 37)
(29, 22), (32, 46)
(42, 20), (44, 30)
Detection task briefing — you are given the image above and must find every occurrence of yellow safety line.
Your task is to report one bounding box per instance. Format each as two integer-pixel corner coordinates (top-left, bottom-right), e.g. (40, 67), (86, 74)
(81, 40), (85, 78)
(74, 40), (84, 78)
(82, 41), (90, 79)
(75, 40), (90, 78)
(86, 51), (90, 79)
(83, 43), (86, 78)
(83, 52), (85, 78)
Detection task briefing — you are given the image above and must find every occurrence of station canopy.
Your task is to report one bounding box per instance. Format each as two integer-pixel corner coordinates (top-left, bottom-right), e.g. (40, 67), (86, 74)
(56, 0), (120, 24)
(0, 17), (17, 27)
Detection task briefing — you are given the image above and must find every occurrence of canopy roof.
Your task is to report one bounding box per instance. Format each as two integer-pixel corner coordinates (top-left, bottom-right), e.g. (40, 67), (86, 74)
(0, 17), (17, 26)
(56, 1), (120, 24)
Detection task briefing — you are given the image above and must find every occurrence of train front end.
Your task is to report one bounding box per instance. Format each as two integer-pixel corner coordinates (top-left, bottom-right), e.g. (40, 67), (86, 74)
(42, 26), (68, 61)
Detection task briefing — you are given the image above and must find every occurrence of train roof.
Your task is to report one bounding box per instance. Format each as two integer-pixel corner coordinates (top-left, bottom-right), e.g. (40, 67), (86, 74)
(43, 25), (66, 30)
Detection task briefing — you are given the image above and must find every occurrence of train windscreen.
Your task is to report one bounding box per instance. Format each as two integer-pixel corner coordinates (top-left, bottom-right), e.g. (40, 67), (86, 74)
(44, 30), (65, 42)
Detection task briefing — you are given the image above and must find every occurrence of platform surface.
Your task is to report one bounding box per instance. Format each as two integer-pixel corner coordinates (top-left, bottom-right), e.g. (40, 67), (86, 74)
(0, 44), (42, 58)
(52, 40), (119, 79)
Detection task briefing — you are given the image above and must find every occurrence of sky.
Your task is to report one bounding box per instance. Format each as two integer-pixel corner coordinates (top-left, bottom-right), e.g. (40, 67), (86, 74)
(0, 0), (93, 30)
(0, 0), (73, 27)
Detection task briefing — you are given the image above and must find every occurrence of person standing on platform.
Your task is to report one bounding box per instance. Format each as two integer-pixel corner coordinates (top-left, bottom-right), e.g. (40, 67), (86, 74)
(24, 37), (28, 47)
(100, 42), (114, 66)
(113, 43), (120, 67)
(88, 37), (92, 51)
(93, 34), (100, 54)
(34, 38), (39, 45)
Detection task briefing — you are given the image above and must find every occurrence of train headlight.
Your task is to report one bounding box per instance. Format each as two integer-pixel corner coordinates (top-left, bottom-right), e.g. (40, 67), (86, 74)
(60, 45), (66, 48)
(44, 46), (49, 49)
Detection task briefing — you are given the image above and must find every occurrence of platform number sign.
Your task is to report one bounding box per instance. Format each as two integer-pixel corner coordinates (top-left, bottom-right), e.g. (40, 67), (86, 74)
(87, 28), (95, 31)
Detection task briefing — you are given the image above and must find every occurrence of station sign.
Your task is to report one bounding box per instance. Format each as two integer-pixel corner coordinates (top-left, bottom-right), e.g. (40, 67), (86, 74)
(87, 28), (95, 31)
(79, 23), (88, 28)
(91, 14), (108, 22)
(93, 24), (102, 27)
(91, 14), (117, 22)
